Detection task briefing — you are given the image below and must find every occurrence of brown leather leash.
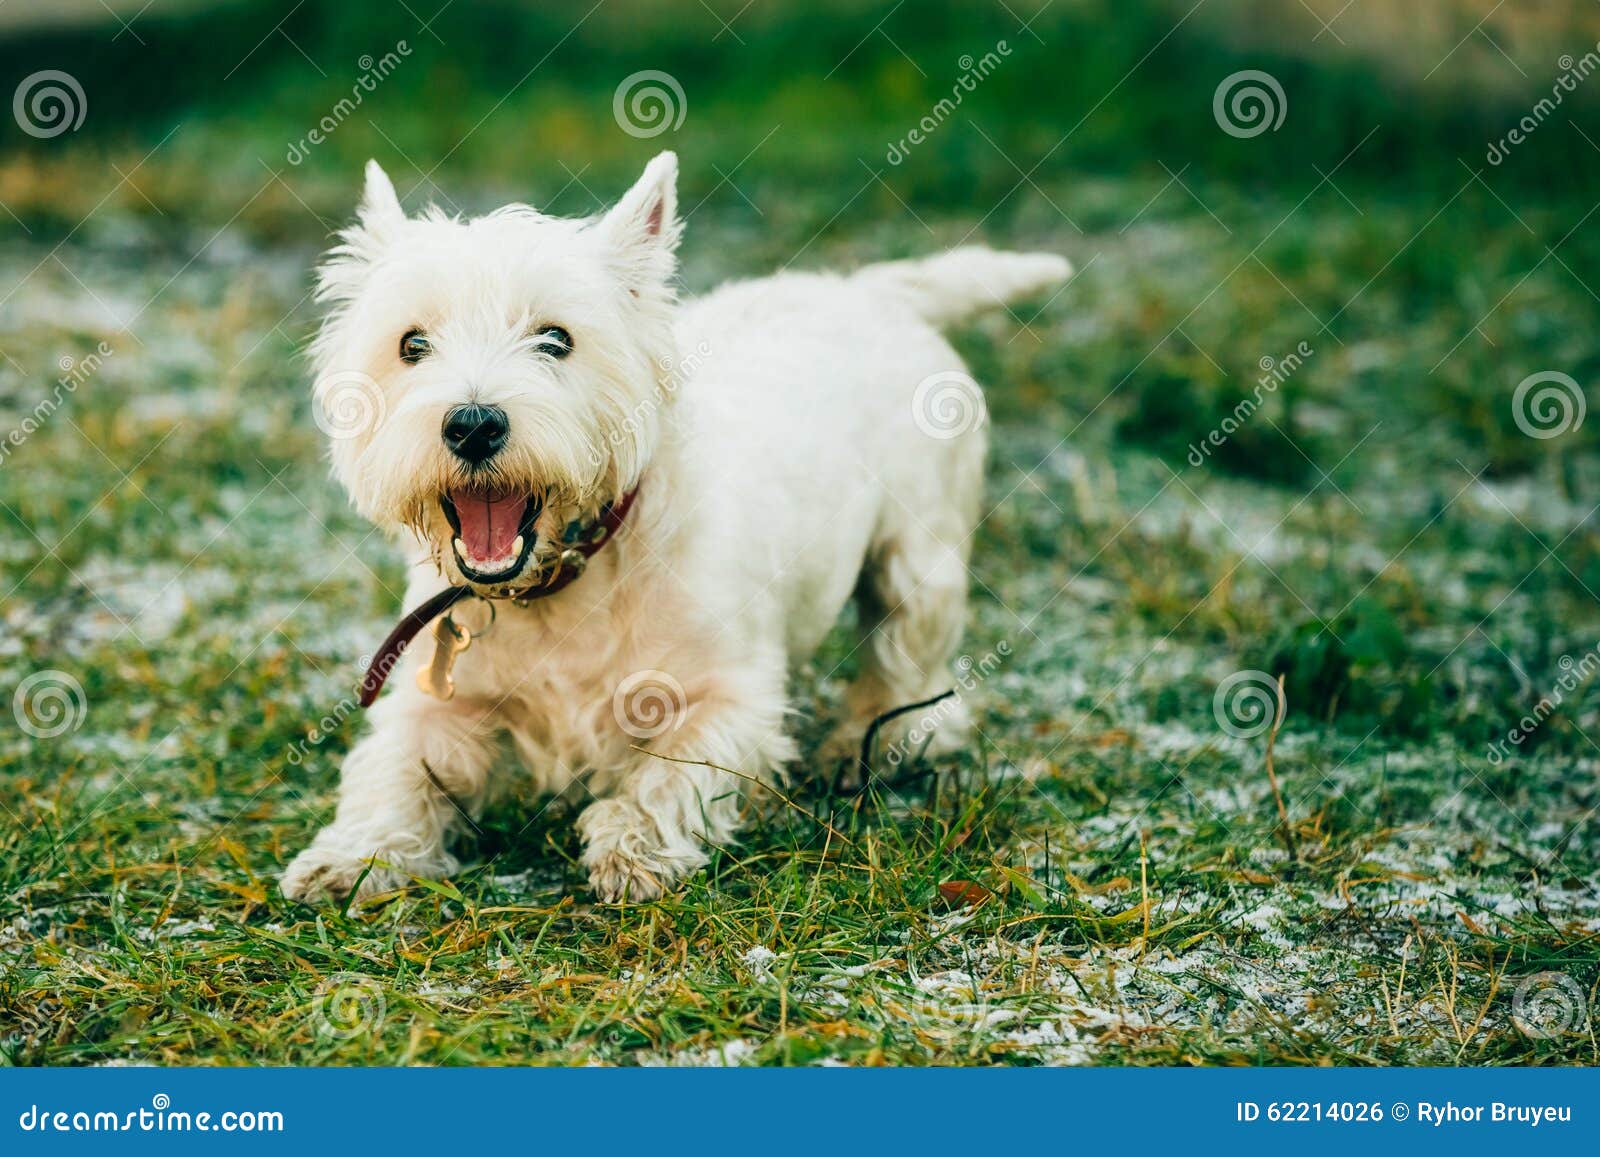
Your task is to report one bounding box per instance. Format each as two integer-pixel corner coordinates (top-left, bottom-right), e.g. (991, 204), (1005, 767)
(357, 485), (641, 707)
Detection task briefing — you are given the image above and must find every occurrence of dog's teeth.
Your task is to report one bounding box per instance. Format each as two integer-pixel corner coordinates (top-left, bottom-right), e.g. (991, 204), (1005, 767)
(453, 537), (467, 558)
(511, 535), (524, 557)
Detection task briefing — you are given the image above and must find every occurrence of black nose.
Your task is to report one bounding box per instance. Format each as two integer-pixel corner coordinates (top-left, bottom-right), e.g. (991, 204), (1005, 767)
(442, 404), (509, 464)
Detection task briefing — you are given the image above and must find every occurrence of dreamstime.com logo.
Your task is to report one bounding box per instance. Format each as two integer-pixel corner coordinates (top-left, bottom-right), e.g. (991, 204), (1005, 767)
(613, 70), (687, 139)
(17, 1094), (284, 1134)
(285, 691), (361, 767)
(7, 996), (63, 1041)
(1213, 70), (1286, 139)
(587, 340), (714, 468)
(286, 42), (412, 164)
(1486, 643), (1600, 765)
(1512, 370), (1586, 440)
(876, 640), (1011, 772)
(12, 670), (87, 739)
(1511, 971), (1592, 1040)
(885, 40), (1012, 165)
(1187, 340), (1313, 468)
(1487, 45), (1600, 165)
(13, 70), (86, 138)
(0, 341), (113, 470)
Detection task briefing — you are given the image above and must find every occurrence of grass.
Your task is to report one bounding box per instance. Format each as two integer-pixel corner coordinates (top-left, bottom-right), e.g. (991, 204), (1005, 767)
(2, 0), (1600, 1066)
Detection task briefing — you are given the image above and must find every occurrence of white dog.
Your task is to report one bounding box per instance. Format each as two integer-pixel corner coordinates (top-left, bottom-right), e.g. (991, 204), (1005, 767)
(281, 151), (1068, 904)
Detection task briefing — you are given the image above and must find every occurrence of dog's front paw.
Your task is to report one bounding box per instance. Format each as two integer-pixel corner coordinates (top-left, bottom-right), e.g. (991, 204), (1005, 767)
(281, 845), (412, 906)
(585, 850), (667, 903)
(577, 798), (705, 903)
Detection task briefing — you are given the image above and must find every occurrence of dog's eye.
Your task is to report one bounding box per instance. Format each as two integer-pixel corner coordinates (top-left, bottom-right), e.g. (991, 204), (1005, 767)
(399, 329), (432, 364)
(534, 325), (573, 359)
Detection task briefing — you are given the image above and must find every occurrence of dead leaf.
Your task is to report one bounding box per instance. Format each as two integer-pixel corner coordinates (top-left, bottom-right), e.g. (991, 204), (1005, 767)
(936, 880), (991, 909)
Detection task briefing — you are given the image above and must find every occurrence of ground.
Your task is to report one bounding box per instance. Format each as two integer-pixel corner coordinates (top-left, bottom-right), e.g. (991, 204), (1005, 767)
(1, 0), (1599, 1066)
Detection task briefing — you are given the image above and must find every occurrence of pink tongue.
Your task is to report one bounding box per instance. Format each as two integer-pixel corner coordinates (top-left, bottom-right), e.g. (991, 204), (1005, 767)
(451, 489), (528, 564)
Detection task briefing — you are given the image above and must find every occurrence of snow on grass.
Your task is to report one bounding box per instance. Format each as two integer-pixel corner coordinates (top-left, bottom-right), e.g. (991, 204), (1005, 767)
(3, 166), (1598, 1068)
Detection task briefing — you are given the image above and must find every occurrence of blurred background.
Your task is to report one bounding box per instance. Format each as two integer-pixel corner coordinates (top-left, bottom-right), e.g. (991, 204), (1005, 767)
(3, 1), (1600, 193)
(3, 0), (1592, 764)
(2, 0), (1596, 482)
(2, 1), (1598, 201)
(3, 1), (1600, 1065)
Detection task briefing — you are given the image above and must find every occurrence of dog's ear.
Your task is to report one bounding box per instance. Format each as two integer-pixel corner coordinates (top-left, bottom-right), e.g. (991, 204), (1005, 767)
(357, 160), (405, 238)
(596, 151), (681, 291)
(317, 161), (406, 302)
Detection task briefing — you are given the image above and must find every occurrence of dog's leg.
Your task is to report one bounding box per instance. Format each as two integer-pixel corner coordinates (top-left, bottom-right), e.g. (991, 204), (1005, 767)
(579, 667), (793, 902)
(282, 693), (497, 905)
(824, 527), (974, 786)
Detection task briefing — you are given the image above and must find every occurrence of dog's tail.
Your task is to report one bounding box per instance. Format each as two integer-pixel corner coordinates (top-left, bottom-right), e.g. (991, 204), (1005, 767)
(851, 246), (1072, 327)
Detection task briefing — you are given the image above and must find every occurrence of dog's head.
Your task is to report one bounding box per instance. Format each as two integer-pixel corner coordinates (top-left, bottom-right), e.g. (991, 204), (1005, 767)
(310, 152), (681, 592)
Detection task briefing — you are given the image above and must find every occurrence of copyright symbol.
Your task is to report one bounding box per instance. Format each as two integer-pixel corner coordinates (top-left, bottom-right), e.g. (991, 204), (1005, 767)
(1390, 1102), (1409, 1121)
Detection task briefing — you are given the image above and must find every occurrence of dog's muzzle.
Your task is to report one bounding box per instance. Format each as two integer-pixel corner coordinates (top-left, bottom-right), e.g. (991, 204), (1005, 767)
(358, 484), (642, 707)
(440, 488), (541, 583)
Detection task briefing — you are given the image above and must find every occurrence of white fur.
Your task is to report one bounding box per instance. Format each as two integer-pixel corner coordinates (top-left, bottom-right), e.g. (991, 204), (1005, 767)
(282, 152), (1070, 904)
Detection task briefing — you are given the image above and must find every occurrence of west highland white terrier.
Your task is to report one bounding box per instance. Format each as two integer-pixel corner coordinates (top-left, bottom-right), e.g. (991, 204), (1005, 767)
(282, 151), (1069, 904)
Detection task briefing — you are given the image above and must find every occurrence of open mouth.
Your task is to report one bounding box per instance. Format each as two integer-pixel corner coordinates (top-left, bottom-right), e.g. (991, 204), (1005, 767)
(440, 487), (542, 583)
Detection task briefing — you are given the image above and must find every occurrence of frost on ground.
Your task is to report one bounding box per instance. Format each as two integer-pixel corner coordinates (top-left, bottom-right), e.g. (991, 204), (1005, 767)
(2, 162), (1597, 1067)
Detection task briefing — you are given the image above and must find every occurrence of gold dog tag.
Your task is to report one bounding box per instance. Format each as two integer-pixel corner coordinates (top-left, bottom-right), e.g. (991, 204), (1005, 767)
(416, 613), (471, 701)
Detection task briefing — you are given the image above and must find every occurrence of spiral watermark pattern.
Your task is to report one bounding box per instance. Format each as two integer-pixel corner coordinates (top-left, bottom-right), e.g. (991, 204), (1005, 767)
(313, 370), (386, 441)
(1511, 971), (1588, 1039)
(612, 669), (687, 739)
(13, 70), (86, 139)
(912, 370), (987, 440)
(1213, 70), (1286, 139)
(13, 670), (87, 739)
(613, 70), (687, 139)
(312, 973), (387, 1040)
(1213, 669), (1281, 739)
(1512, 370), (1586, 440)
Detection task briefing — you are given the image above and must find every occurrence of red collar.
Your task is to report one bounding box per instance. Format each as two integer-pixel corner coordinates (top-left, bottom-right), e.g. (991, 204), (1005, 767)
(358, 485), (641, 707)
